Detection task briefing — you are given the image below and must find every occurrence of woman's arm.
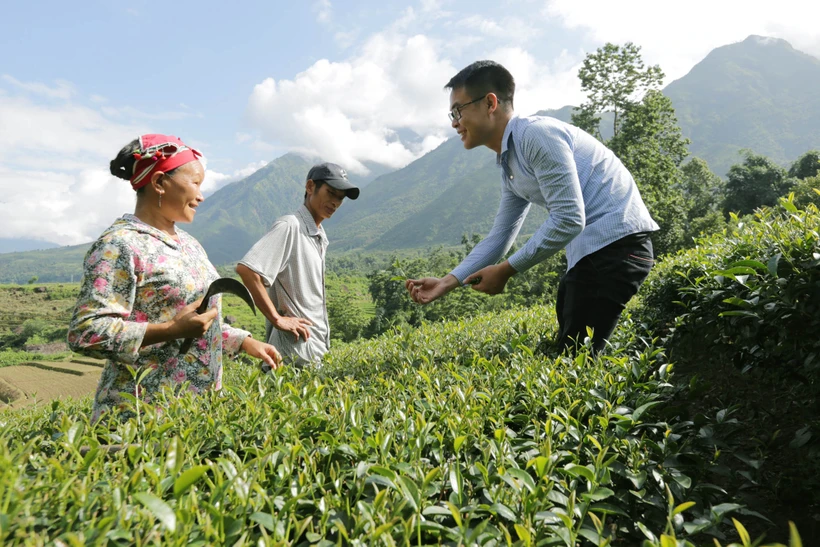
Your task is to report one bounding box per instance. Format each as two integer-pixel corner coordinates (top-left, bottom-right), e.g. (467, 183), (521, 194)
(67, 236), (218, 362)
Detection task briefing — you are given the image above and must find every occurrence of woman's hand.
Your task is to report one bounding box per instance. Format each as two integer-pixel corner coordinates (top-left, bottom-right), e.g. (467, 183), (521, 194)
(241, 336), (283, 371)
(169, 299), (219, 339)
(142, 299), (219, 347)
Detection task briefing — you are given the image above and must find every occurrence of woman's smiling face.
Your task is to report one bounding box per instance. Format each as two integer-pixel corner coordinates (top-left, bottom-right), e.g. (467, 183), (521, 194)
(159, 160), (205, 224)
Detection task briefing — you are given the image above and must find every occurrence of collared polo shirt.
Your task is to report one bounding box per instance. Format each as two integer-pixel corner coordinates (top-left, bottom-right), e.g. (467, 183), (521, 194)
(450, 115), (659, 282)
(238, 205), (330, 366)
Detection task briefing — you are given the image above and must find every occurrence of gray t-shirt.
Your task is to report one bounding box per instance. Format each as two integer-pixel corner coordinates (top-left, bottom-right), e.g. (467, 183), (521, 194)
(238, 205), (330, 366)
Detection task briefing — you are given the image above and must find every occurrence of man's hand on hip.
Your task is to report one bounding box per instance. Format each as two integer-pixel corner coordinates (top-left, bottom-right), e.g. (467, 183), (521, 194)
(273, 316), (313, 341)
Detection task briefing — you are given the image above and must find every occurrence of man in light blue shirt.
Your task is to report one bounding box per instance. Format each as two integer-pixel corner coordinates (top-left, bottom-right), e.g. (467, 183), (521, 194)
(406, 60), (659, 352)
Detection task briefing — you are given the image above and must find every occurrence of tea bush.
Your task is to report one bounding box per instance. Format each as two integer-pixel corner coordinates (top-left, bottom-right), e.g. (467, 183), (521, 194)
(0, 306), (802, 545)
(637, 196), (820, 382)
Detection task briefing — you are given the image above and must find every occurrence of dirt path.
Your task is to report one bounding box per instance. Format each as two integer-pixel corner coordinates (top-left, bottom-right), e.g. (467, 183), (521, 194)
(0, 360), (102, 410)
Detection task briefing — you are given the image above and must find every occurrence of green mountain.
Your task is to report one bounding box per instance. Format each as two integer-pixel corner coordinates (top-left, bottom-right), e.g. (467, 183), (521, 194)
(187, 153), (391, 265)
(0, 244), (90, 284)
(0, 239), (60, 254)
(324, 135), (547, 251)
(186, 154), (313, 265)
(664, 35), (820, 176)
(5, 36), (820, 283)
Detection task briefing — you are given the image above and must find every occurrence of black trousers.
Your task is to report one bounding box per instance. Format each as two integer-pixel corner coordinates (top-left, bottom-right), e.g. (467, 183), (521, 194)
(555, 232), (654, 353)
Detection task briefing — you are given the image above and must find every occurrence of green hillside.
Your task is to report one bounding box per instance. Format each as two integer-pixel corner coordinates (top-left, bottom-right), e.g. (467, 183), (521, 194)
(0, 244), (90, 284)
(325, 137), (547, 251)
(186, 153), (313, 265)
(665, 35), (820, 176)
(0, 238), (59, 254)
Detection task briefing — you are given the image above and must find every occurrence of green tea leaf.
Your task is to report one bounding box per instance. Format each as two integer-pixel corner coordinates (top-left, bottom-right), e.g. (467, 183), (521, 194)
(453, 435), (467, 452)
(249, 512), (275, 531)
(134, 492), (176, 532)
(672, 501), (696, 516)
(790, 521), (803, 547)
(729, 260), (767, 271)
(174, 465), (209, 497)
(563, 463), (595, 483)
(491, 503), (517, 522)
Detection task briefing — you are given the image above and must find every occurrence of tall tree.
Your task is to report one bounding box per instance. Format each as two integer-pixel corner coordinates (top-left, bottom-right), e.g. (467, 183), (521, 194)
(788, 150), (820, 180)
(679, 157), (725, 220)
(572, 42), (664, 140)
(677, 158), (727, 245)
(572, 43), (691, 255)
(723, 151), (794, 216)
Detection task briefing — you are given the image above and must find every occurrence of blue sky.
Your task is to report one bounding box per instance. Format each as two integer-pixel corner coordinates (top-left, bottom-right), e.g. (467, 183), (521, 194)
(1, 0), (817, 245)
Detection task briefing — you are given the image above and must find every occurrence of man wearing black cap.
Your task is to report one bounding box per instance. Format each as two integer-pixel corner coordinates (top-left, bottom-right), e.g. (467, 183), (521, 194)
(236, 162), (359, 367)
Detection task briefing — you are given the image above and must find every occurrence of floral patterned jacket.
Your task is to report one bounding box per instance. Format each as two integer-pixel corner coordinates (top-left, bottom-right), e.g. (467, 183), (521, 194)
(67, 214), (250, 420)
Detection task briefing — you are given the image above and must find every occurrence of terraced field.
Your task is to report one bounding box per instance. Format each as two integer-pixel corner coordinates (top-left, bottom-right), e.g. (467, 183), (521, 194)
(0, 357), (102, 409)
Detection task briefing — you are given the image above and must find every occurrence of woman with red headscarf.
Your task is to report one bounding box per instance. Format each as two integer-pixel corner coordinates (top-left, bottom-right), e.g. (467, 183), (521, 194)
(68, 134), (282, 421)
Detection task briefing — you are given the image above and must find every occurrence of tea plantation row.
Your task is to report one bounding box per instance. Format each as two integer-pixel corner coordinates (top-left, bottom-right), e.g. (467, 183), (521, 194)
(1, 195), (816, 545)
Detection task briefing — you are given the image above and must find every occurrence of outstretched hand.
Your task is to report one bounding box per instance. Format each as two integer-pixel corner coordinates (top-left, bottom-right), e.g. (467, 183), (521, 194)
(241, 337), (283, 371)
(405, 275), (458, 305)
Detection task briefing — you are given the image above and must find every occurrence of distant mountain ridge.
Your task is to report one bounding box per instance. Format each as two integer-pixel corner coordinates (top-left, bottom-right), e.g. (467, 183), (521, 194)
(0, 239), (59, 254)
(3, 35), (820, 282)
(664, 35), (820, 176)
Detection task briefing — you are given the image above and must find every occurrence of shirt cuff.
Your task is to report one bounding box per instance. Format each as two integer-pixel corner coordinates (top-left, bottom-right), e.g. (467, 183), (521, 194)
(508, 250), (538, 274)
(222, 326), (251, 358)
(449, 267), (470, 285)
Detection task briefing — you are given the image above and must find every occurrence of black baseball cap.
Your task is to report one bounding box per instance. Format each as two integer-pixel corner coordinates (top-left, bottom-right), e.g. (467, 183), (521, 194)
(307, 162), (360, 200)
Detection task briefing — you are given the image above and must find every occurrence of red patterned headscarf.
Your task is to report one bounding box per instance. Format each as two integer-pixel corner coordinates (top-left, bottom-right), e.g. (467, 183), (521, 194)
(130, 134), (202, 191)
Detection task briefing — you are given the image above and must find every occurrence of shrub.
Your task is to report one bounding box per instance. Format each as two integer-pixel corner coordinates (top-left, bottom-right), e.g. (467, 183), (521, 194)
(637, 196), (820, 382)
(0, 306), (783, 545)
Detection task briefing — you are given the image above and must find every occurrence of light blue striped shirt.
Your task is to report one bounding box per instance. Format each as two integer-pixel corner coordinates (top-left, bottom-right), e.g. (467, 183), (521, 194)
(450, 115), (659, 282)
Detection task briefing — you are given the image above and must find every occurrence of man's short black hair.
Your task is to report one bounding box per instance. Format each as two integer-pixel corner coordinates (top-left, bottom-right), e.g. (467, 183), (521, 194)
(304, 179), (326, 200)
(445, 60), (515, 108)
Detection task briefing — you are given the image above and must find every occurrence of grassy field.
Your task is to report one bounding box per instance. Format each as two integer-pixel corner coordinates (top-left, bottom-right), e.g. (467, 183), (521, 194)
(0, 277), (374, 408)
(0, 283), (78, 333)
(0, 359), (102, 409)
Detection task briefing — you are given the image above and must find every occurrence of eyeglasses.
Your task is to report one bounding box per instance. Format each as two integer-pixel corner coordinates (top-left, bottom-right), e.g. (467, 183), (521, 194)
(448, 94), (488, 122)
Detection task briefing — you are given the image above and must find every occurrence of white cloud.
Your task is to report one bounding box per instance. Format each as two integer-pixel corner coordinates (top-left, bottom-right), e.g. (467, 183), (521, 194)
(246, 32), (457, 173)
(419, 0), (452, 18)
(420, 0), (442, 11)
(202, 160), (269, 196)
(0, 166), (136, 244)
(101, 105), (198, 121)
(313, 0), (332, 24)
(461, 15), (540, 44)
(334, 29), (360, 49)
(243, 3), (600, 174)
(491, 46), (587, 115)
(0, 93), (143, 170)
(0, 82), (217, 246)
(544, 0), (820, 83)
(2, 75), (75, 100)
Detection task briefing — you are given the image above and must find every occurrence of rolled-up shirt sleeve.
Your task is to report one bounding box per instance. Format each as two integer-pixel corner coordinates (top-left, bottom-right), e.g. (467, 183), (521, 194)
(450, 184), (531, 283)
(237, 219), (295, 286)
(221, 323), (250, 358)
(508, 124), (585, 273)
(67, 237), (146, 364)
